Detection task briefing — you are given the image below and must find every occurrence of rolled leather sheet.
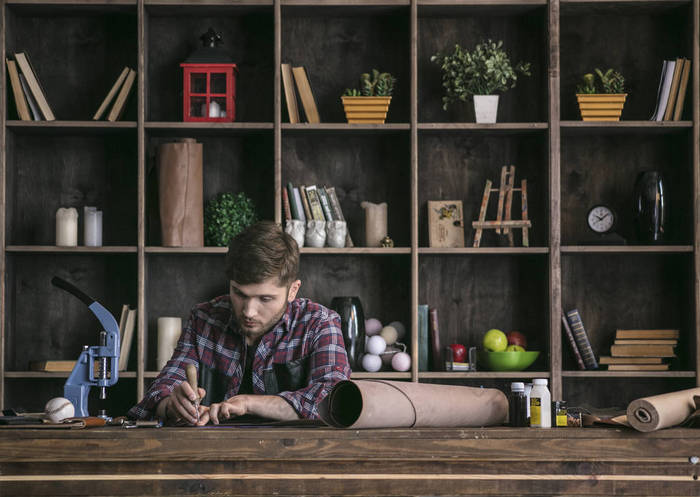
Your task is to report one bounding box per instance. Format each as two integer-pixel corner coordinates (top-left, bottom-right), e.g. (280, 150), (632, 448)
(158, 138), (204, 247)
(318, 379), (508, 428)
(627, 387), (700, 432)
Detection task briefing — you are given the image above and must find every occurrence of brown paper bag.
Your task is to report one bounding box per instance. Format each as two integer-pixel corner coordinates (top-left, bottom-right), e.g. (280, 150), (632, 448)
(158, 138), (204, 247)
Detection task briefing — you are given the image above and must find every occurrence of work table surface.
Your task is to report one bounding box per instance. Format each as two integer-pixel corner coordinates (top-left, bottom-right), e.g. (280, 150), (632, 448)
(1, 427), (699, 496)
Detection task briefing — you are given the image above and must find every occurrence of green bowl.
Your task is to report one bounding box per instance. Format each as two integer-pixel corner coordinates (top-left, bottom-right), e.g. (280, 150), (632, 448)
(477, 351), (540, 371)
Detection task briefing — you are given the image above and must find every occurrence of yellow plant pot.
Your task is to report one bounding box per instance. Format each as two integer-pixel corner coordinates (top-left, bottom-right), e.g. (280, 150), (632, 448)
(341, 96), (392, 124)
(576, 93), (627, 121)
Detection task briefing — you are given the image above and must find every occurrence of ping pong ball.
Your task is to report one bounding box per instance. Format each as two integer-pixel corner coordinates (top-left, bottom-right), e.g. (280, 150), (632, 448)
(388, 321), (406, 340)
(365, 318), (383, 336)
(380, 325), (398, 345)
(391, 351), (411, 372)
(45, 397), (75, 423)
(361, 354), (382, 372)
(366, 335), (387, 355)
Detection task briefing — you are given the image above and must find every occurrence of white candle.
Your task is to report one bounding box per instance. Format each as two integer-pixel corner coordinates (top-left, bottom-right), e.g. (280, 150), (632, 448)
(55, 207), (78, 247)
(157, 317), (182, 371)
(84, 206), (103, 247)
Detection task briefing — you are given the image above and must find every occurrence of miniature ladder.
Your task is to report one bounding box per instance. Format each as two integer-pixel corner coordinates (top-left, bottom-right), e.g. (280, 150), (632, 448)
(472, 165), (531, 247)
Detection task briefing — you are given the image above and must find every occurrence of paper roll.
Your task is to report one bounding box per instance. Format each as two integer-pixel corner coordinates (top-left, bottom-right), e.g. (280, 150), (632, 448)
(157, 317), (182, 371)
(626, 387), (700, 432)
(319, 379), (508, 428)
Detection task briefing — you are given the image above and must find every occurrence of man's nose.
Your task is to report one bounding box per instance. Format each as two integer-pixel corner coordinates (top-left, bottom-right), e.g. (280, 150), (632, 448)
(242, 299), (257, 317)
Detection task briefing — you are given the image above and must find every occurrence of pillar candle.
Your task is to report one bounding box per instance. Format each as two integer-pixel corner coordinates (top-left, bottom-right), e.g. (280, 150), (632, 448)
(84, 206), (103, 247)
(361, 201), (388, 247)
(55, 207), (78, 247)
(157, 317), (182, 371)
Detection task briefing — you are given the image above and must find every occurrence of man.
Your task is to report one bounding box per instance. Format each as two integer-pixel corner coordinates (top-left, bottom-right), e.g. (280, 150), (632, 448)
(128, 221), (351, 425)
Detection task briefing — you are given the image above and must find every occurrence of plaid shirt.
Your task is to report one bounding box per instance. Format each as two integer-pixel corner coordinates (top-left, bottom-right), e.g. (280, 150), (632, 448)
(127, 296), (350, 420)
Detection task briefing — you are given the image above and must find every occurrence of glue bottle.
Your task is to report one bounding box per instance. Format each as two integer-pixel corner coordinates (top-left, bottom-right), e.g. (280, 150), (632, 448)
(529, 378), (551, 428)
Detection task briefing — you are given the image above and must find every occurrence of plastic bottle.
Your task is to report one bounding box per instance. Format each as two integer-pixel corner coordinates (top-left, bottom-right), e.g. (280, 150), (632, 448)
(524, 382), (533, 420)
(509, 382), (528, 427)
(529, 378), (551, 428)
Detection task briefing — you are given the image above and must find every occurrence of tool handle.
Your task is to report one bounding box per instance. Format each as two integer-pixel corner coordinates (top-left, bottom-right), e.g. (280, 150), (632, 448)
(52, 276), (94, 307)
(185, 364), (199, 398)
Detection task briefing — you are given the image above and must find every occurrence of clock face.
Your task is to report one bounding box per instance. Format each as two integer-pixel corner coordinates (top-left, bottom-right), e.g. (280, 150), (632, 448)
(587, 205), (615, 234)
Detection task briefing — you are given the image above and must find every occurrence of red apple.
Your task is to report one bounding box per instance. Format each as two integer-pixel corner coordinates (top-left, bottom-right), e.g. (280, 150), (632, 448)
(506, 331), (527, 349)
(449, 344), (467, 363)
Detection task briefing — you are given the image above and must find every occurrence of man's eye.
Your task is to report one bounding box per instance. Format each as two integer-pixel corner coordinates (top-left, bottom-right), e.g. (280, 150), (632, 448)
(261, 297), (272, 303)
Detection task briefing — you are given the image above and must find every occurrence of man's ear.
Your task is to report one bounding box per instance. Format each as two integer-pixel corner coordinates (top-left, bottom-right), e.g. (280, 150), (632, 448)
(287, 280), (301, 302)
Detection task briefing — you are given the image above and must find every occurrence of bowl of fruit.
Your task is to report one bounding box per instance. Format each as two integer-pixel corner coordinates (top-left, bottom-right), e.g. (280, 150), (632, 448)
(478, 329), (540, 371)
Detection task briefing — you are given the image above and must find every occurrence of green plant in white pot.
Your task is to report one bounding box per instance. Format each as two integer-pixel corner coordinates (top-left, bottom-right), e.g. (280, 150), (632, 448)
(431, 40), (531, 123)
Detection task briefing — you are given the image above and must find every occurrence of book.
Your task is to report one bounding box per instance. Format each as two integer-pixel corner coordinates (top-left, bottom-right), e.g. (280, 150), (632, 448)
(663, 58), (684, 121)
(292, 187), (307, 222)
(615, 329), (679, 339)
(19, 74), (41, 120)
(14, 52), (56, 121)
(610, 344), (676, 357)
(107, 68), (136, 122)
(418, 304), (429, 372)
(305, 185), (326, 221)
(292, 66), (321, 123)
(428, 307), (442, 371)
(6, 58), (31, 120)
(599, 356), (664, 365)
(286, 183), (301, 220)
(428, 200), (465, 248)
(93, 66), (130, 120)
(561, 312), (585, 370)
(299, 186), (312, 220)
(29, 360), (77, 372)
(325, 186), (354, 247)
(281, 63), (300, 124)
(565, 309), (598, 369)
(651, 60), (675, 121)
(118, 308), (137, 371)
(673, 58), (691, 121)
(613, 339), (677, 345)
(317, 187), (335, 221)
(282, 186), (292, 220)
(607, 364), (669, 371)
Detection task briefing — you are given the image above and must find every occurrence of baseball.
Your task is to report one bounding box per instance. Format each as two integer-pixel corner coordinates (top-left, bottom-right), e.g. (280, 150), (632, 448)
(44, 397), (75, 423)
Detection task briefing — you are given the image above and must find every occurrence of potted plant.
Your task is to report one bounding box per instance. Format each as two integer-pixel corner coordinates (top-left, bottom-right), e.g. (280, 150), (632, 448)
(431, 40), (531, 123)
(576, 68), (627, 121)
(342, 69), (396, 124)
(204, 192), (257, 246)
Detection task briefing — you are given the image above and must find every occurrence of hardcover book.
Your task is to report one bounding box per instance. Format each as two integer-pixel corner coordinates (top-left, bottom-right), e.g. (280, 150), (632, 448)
(615, 329), (679, 340)
(561, 313), (585, 370)
(565, 309), (598, 369)
(292, 66), (320, 123)
(428, 307), (442, 371)
(14, 52), (55, 121)
(418, 304), (429, 372)
(6, 58), (30, 121)
(305, 185), (326, 221)
(610, 344), (676, 358)
(94, 66), (130, 120)
(281, 63), (300, 124)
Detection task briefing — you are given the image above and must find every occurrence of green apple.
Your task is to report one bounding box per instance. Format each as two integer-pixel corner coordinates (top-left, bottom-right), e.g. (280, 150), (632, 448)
(506, 344), (526, 352)
(483, 328), (508, 352)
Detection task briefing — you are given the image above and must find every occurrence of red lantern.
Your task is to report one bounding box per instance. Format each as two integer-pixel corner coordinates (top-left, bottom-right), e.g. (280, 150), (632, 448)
(181, 28), (237, 122)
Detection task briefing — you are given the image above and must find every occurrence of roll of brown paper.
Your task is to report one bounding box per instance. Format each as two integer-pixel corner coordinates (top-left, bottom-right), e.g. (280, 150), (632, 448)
(158, 138), (204, 247)
(626, 387), (700, 432)
(318, 379), (508, 428)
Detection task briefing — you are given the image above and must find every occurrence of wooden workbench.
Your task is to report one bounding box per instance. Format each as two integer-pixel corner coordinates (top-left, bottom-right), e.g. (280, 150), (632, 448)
(0, 426), (699, 496)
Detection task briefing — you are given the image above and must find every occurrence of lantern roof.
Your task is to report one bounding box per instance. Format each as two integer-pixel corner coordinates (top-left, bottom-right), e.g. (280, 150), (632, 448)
(184, 27), (234, 64)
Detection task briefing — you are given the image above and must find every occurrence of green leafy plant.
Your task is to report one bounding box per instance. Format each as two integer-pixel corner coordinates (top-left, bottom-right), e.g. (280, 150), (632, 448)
(576, 68), (626, 94)
(430, 40), (531, 111)
(343, 69), (396, 97)
(204, 192), (258, 246)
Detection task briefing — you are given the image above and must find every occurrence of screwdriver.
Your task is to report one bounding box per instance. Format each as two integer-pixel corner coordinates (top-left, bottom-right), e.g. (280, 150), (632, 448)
(185, 364), (200, 425)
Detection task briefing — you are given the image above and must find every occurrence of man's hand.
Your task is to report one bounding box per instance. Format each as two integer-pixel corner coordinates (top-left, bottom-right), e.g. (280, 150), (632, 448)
(157, 382), (207, 426)
(206, 394), (300, 424)
(207, 396), (250, 425)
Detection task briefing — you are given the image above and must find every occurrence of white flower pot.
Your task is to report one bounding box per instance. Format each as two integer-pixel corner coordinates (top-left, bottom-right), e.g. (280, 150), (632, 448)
(473, 95), (499, 123)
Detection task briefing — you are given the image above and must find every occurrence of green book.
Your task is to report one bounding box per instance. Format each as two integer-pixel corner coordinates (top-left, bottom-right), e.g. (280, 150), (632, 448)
(418, 304), (429, 372)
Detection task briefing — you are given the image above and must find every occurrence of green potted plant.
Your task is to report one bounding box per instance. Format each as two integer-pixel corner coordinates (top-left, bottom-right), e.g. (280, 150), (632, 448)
(204, 192), (257, 246)
(576, 68), (627, 121)
(431, 40), (531, 123)
(341, 69), (396, 124)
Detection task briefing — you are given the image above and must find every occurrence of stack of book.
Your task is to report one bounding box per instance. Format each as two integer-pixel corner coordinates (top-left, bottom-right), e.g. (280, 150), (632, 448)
(284, 183), (353, 246)
(281, 63), (320, 123)
(561, 309), (598, 370)
(92, 66), (137, 122)
(6, 52), (56, 121)
(599, 329), (678, 371)
(650, 58), (691, 121)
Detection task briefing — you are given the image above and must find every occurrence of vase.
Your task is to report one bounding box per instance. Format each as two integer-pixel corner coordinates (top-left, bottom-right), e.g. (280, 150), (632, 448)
(473, 95), (499, 123)
(330, 296), (366, 371)
(633, 171), (668, 243)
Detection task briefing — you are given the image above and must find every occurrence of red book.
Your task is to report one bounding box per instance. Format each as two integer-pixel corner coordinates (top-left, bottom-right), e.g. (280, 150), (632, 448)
(282, 187), (292, 221)
(428, 307), (442, 371)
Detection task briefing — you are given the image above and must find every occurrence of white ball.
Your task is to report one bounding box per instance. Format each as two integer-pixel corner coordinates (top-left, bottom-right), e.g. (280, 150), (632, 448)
(44, 397), (75, 423)
(361, 353), (383, 372)
(391, 351), (411, 372)
(380, 325), (398, 345)
(366, 335), (387, 355)
(365, 318), (383, 336)
(388, 321), (406, 340)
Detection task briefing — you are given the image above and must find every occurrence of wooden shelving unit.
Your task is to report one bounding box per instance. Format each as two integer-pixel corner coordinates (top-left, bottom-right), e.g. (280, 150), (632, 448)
(1, 0), (698, 414)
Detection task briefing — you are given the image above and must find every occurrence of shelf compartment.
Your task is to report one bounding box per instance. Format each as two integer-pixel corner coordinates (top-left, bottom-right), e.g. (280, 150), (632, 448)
(418, 123), (548, 133)
(419, 254), (550, 373)
(419, 133), (548, 248)
(419, 247), (549, 254)
(562, 370), (696, 378)
(561, 121), (693, 135)
(5, 5), (137, 121)
(145, 3), (274, 122)
(561, 132), (693, 246)
(6, 121), (137, 135)
(563, 377), (697, 410)
(145, 246), (227, 254)
(6, 246), (138, 253)
(146, 133), (274, 246)
(5, 132), (138, 246)
(283, 133), (411, 247)
(418, 4), (547, 123)
(146, 122), (273, 136)
(300, 247), (411, 255)
(420, 371), (550, 379)
(561, 253), (695, 371)
(4, 371), (138, 379)
(561, 245), (693, 254)
(281, 123), (410, 134)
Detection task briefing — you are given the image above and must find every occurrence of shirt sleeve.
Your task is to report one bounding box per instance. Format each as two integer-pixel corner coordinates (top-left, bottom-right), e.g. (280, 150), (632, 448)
(126, 307), (200, 420)
(277, 310), (351, 419)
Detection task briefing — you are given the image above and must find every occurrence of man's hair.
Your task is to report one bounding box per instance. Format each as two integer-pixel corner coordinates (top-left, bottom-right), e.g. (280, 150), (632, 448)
(225, 221), (299, 286)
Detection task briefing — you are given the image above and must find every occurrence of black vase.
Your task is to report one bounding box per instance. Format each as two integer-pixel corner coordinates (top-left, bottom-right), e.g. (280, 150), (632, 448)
(330, 296), (365, 371)
(633, 171), (668, 243)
